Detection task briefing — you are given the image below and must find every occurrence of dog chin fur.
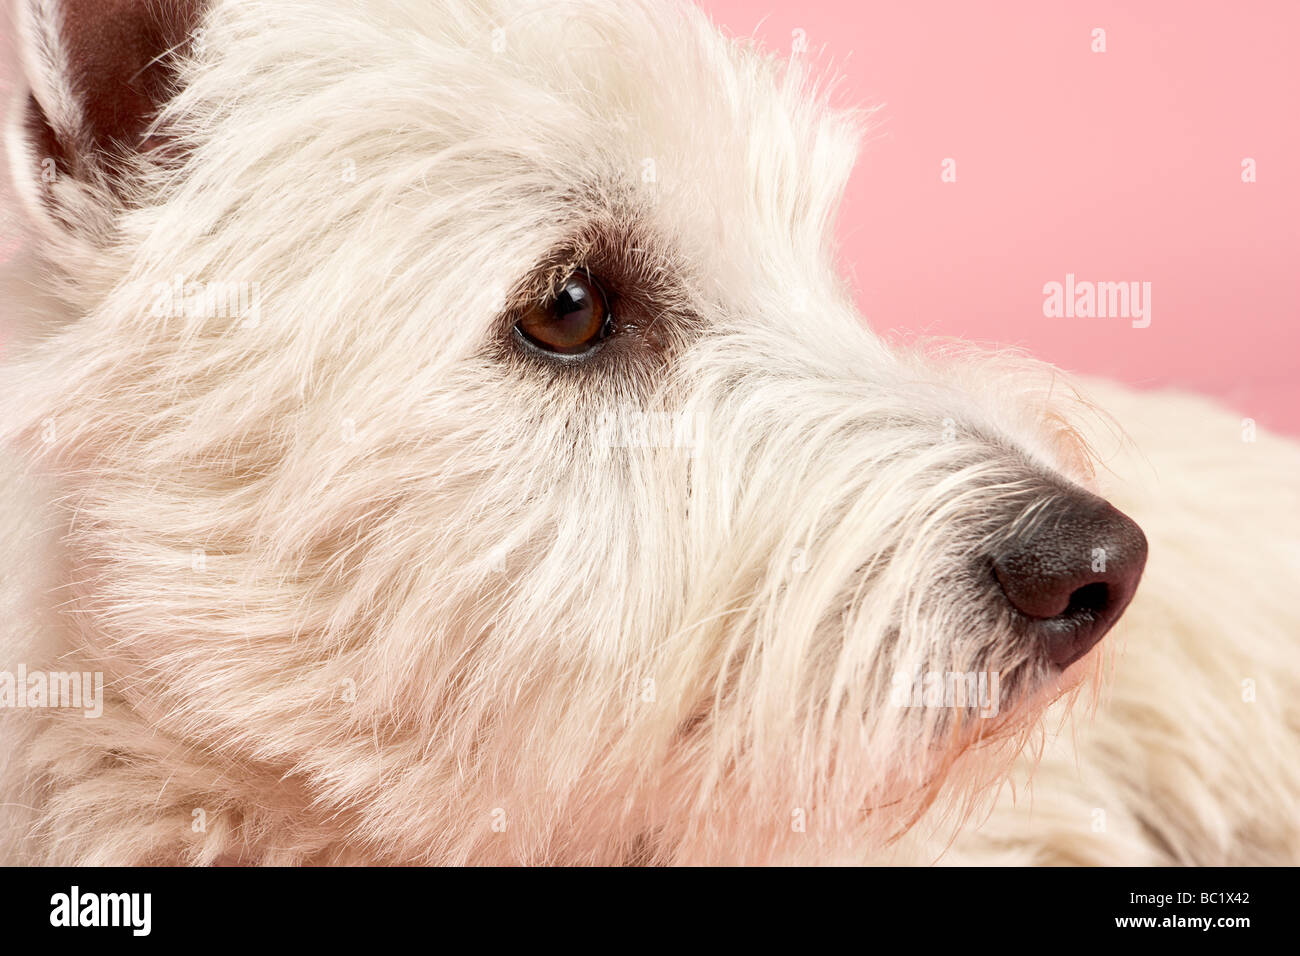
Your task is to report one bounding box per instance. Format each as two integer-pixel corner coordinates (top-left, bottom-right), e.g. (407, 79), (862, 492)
(1, 0), (1298, 865)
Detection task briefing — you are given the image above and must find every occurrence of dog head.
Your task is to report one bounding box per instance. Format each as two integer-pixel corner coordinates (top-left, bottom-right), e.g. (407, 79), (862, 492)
(3, 0), (1145, 863)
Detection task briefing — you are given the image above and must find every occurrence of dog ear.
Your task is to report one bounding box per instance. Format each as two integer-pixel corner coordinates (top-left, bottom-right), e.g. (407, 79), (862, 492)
(12, 0), (205, 193)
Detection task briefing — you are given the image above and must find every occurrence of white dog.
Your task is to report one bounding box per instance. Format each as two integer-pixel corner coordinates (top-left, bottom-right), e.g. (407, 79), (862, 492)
(1, 0), (1297, 865)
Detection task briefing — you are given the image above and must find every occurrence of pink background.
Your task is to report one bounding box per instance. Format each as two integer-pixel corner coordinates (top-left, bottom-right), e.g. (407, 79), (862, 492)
(702, 0), (1299, 435)
(2, 3), (1296, 434)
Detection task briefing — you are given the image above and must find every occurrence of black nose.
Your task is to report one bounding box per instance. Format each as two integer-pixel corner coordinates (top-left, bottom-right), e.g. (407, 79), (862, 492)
(992, 490), (1148, 668)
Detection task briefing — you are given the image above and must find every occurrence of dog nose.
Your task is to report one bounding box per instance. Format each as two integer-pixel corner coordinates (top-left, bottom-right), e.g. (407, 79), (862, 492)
(992, 491), (1148, 668)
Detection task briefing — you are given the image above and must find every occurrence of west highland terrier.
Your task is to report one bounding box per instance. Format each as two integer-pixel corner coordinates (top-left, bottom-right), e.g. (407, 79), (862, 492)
(1, 0), (1297, 865)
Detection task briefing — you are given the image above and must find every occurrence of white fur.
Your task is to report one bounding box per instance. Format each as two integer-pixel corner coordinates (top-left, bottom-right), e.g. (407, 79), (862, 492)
(1, 0), (1297, 865)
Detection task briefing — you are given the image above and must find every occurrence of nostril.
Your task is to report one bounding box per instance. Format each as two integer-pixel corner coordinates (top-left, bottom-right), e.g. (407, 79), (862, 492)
(1065, 581), (1110, 619)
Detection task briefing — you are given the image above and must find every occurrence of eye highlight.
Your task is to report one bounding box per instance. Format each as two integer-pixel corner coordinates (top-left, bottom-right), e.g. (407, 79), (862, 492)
(515, 272), (611, 356)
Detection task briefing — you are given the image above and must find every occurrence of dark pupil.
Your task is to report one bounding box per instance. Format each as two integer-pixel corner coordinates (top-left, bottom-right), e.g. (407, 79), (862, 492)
(542, 279), (600, 347)
(554, 281), (593, 325)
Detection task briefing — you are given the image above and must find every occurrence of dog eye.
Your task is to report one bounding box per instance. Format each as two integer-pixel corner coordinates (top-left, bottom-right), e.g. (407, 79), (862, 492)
(515, 272), (611, 356)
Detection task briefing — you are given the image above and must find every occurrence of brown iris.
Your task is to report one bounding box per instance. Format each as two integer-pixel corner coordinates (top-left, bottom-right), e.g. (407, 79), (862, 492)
(515, 272), (611, 355)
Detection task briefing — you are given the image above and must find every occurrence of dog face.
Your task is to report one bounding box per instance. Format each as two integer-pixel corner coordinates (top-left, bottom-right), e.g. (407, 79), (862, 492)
(5, 0), (1144, 863)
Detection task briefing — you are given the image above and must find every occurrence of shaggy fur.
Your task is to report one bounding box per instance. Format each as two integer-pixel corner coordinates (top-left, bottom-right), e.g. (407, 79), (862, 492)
(1, 0), (1297, 865)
